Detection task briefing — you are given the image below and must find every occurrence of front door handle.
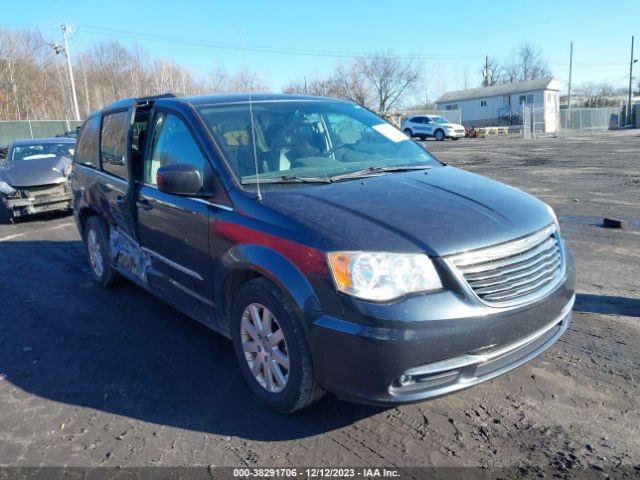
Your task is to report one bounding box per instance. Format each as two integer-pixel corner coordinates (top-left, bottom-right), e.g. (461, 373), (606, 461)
(136, 199), (153, 211)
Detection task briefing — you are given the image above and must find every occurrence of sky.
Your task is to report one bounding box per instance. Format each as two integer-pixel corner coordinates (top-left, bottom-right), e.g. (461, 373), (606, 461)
(2, 0), (638, 101)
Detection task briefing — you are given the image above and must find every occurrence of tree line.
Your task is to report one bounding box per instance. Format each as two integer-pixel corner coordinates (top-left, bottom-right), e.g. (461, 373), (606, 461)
(12, 27), (631, 121)
(0, 28), (267, 121)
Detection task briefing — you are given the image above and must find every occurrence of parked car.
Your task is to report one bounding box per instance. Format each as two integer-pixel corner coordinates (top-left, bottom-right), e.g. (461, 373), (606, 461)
(72, 93), (575, 413)
(55, 126), (82, 139)
(401, 114), (466, 141)
(0, 137), (76, 223)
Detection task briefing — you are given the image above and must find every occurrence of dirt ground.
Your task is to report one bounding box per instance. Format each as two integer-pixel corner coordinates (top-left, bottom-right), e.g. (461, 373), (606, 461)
(0, 130), (638, 476)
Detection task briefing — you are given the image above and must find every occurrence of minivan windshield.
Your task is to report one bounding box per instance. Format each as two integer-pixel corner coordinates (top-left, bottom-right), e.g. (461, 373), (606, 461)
(197, 101), (440, 185)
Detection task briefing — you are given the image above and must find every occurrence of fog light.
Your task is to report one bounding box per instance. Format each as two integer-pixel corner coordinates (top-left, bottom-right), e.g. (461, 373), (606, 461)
(398, 374), (413, 387)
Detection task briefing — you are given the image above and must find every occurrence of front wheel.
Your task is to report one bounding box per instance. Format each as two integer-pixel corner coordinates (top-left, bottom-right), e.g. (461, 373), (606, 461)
(434, 129), (445, 141)
(231, 277), (324, 413)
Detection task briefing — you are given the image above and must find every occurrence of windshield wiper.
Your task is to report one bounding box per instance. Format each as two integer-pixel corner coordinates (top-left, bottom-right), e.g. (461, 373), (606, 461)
(328, 165), (432, 181)
(241, 166), (432, 185)
(241, 175), (331, 185)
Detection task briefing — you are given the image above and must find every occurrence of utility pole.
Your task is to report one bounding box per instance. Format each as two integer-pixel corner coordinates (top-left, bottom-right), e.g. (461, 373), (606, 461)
(627, 35), (636, 126)
(61, 25), (81, 121)
(567, 42), (573, 112)
(484, 55), (489, 87)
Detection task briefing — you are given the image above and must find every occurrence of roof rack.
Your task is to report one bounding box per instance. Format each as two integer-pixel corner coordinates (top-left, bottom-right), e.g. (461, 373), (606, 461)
(101, 93), (178, 112)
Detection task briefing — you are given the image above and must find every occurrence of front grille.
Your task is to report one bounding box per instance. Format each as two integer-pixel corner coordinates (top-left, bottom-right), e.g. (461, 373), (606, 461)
(20, 183), (67, 198)
(448, 224), (563, 306)
(455, 129), (464, 133)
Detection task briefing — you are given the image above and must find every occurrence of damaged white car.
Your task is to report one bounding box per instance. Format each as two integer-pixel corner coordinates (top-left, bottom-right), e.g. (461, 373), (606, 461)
(0, 138), (76, 223)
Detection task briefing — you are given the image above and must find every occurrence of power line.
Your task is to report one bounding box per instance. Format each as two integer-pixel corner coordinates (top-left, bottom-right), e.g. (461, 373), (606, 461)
(77, 25), (482, 60)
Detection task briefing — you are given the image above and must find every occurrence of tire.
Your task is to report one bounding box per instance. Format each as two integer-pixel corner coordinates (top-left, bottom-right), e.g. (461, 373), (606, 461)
(403, 128), (413, 138)
(434, 129), (445, 141)
(84, 216), (119, 288)
(452, 137), (459, 141)
(231, 277), (324, 413)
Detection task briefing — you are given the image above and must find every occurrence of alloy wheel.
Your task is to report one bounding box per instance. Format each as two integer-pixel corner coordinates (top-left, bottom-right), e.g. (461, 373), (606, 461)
(240, 302), (290, 393)
(87, 228), (104, 278)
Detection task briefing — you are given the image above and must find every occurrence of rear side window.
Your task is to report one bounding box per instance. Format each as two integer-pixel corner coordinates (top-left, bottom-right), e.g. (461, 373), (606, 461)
(145, 112), (206, 186)
(100, 111), (129, 180)
(74, 115), (100, 168)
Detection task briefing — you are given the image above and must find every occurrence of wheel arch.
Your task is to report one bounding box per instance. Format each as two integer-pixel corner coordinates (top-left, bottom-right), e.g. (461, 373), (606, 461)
(217, 244), (323, 332)
(77, 206), (100, 236)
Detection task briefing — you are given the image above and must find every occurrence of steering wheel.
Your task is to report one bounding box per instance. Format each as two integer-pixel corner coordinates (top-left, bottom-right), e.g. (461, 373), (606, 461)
(326, 142), (356, 156)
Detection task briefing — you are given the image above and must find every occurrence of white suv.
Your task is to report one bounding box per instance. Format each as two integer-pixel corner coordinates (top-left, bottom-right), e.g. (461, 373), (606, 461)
(401, 115), (465, 141)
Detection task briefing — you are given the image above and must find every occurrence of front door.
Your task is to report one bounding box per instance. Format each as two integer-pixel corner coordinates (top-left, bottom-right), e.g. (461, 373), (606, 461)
(136, 110), (213, 324)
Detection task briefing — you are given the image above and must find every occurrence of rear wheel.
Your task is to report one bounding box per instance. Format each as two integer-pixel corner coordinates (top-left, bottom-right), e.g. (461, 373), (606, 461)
(84, 216), (119, 288)
(434, 129), (445, 141)
(231, 277), (324, 413)
(403, 128), (413, 138)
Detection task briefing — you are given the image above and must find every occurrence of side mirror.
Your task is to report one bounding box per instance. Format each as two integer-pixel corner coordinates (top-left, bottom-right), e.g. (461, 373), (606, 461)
(156, 163), (202, 196)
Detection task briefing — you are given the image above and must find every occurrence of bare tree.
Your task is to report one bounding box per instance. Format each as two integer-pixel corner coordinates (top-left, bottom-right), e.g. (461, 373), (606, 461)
(283, 76), (337, 97)
(480, 56), (501, 86)
(356, 53), (422, 112)
(328, 62), (368, 106)
(502, 42), (551, 83)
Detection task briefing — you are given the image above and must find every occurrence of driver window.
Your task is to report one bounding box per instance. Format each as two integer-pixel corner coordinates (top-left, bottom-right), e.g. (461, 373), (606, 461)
(145, 112), (206, 186)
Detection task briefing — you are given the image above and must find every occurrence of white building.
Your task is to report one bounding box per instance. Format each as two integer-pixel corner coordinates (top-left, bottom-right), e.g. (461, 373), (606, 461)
(435, 77), (561, 132)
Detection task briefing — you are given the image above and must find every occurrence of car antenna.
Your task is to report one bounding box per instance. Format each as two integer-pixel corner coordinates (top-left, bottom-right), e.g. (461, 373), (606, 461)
(240, 30), (262, 202)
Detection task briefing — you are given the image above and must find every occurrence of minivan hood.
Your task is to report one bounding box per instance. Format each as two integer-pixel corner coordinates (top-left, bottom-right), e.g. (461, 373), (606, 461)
(0, 156), (71, 187)
(263, 166), (553, 257)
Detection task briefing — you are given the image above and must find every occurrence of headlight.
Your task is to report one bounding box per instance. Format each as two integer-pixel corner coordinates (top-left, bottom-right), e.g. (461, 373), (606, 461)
(327, 252), (443, 302)
(0, 181), (16, 195)
(545, 203), (561, 233)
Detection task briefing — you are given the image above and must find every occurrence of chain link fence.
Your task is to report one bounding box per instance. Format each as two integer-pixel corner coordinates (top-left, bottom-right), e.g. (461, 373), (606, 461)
(558, 107), (624, 135)
(522, 106), (626, 138)
(0, 120), (83, 146)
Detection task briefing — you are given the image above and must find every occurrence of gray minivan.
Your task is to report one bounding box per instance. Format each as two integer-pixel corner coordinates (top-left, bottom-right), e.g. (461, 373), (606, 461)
(72, 93), (575, 412)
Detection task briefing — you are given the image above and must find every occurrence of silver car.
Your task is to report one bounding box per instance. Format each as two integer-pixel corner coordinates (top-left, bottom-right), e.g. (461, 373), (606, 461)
(402, 114), (466, 141)
(0, 137), (76, 223)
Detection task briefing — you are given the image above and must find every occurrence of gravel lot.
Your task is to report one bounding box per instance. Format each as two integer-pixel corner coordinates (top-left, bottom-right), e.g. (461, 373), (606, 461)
(0, 130), (638, 476)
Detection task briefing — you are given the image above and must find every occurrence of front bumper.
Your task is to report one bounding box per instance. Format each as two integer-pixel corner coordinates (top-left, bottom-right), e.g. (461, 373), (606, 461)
(446, 130), (465, 138)
(304, 246), (575, 405)
(2, 184), (72, 218)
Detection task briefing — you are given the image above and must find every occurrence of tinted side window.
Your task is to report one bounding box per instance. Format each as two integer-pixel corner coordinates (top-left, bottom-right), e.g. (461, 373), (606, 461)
(100, 111), (129, 179)
(145, 112), (206, 187)
(411, 117), (423, 124)
(74, 115), (100, 168)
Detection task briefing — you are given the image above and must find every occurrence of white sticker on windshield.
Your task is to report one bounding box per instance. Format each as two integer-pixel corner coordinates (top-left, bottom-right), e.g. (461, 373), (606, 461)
(373, 123), (409, 143)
